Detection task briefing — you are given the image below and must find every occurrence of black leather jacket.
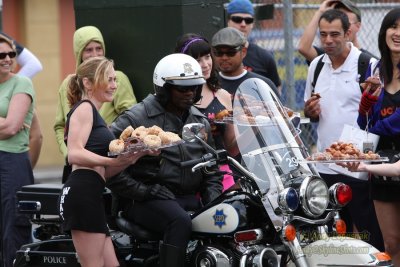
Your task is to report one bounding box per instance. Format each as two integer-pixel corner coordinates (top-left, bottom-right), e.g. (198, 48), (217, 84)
(106, 94), (223, 205)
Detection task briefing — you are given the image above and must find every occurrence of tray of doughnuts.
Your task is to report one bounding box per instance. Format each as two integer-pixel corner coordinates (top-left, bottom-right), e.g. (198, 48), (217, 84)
(213, 102), (301, 126)
(300, 141), (388, 163)
(108, 125), (183, 156)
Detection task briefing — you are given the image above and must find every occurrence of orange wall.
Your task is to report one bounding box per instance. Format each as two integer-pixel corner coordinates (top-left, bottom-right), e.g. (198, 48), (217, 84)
(59, 0), (76, 77)
(2, 0), (76, 168)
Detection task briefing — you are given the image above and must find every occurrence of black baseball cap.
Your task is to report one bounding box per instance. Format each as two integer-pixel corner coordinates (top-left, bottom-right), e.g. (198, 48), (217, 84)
(335, 0), (361, 22)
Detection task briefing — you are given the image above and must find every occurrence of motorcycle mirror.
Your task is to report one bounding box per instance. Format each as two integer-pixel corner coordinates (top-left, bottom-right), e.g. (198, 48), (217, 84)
(182, 123), (207, 142)
(182, 123), (218, 156)
(289, 114), (301, 129)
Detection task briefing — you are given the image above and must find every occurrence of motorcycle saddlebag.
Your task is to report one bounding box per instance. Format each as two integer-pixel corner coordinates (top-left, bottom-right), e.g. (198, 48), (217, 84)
(13, 237), (80, 267)
(16, 183), (64, 216)
(16, 183), (112, 216)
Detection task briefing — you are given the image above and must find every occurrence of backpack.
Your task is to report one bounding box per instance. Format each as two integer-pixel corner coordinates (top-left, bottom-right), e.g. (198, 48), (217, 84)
(311, 52), (372, 92)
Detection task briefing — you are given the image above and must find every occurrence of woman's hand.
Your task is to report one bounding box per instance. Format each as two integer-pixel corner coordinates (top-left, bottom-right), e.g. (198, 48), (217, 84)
(336, 161), (366, 172)
(115, 149), (161, 166)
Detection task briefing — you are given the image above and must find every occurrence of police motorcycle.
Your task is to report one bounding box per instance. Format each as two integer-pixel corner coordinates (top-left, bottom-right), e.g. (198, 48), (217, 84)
(14, 78), (392, 267)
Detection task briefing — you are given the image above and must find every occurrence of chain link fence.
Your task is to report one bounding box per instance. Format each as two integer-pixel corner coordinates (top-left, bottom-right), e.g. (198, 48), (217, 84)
(248, 1), (398, 152)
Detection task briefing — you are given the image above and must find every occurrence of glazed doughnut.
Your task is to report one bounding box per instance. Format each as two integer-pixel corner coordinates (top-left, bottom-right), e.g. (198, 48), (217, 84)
(159, 131), (181, 145)
(120, 126), (134, 140)
(147, 125), (163, 135)
(131, 126), (148, 140)
(143, 134), (162, 148)
(126, 137), (140, 146)
(109, 139), (125, 153)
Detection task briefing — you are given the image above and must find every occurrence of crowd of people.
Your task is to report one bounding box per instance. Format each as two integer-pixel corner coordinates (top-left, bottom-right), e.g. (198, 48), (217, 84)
(0, 0), (399, 266)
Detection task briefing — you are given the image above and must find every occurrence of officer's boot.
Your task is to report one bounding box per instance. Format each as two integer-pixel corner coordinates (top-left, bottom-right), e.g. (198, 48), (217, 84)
(159, 243), (185, 267)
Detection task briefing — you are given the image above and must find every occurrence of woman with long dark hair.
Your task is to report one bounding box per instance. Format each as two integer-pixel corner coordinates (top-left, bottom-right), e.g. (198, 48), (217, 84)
(175, 33), (237, 190)
(346, 8), (400, 264)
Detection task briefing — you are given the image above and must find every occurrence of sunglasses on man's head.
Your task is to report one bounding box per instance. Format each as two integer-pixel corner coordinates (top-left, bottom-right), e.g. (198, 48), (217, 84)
(230, 16), (254, 25)
(212, 46), (242, 57)
(0, 51), (16, 60)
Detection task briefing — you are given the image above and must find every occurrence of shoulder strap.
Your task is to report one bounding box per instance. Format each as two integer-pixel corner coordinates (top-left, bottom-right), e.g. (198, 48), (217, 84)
(357, 52), (372, 85)
(64, 100), (96, 145)
(311, 52), (372, 93)
(311, 56), (324, 93)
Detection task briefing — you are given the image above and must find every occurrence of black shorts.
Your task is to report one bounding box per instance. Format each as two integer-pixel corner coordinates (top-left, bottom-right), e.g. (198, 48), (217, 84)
(371, 178), (400, 202)
(58, 169), (109, 235)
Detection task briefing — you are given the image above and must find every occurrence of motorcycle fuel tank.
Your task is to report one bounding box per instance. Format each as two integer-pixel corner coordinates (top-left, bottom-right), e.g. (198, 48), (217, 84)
(191, 203), (239, 234)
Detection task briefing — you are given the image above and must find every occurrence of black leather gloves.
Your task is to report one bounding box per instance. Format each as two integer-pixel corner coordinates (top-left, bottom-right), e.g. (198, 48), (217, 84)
(146, 184), (175, 200)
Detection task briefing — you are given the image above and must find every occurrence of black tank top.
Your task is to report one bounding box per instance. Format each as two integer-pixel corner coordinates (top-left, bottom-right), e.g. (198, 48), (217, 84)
(197, 95), (227, 150)
(65, 100), (115, 157)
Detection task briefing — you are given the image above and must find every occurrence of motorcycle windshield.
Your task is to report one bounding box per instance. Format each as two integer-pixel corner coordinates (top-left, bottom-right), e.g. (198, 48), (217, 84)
(233, 78), (311, 196)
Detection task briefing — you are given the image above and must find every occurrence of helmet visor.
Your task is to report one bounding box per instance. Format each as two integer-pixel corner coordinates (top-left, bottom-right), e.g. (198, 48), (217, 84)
(164, 76), (206, 86)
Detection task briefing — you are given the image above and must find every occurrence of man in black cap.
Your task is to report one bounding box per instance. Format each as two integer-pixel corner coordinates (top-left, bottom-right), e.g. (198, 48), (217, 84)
(298, 0), (376, 63)
(211, 27), (279, 98)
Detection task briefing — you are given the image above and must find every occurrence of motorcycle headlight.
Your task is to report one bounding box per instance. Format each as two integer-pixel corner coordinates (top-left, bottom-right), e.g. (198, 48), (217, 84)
(299, 176), (329, 217)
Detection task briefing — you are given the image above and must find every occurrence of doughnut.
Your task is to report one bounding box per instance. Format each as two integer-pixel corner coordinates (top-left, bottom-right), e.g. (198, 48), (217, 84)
(131, 126), (148, 140)
(237, 114), (256, 124)
(311, 92), (321, 99)
(147, 125), (163, 135)
(361, 76), (381, 92)
(215, 109), (231, 120)
(120, 126), (134, 140)
(310, 141), (381, 161)
(126, 137), (141, 146)
(159, 131), (181, 145)
(284, 107), (294, 117)
(143, 134), (162, 148)
(109, 139), (125, 153)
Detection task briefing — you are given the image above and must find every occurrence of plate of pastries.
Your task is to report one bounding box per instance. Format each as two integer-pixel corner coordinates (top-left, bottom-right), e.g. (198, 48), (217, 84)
(108, 125), (183, 156)
(302, 142), (388, 163)
(212, 92), (299, 126)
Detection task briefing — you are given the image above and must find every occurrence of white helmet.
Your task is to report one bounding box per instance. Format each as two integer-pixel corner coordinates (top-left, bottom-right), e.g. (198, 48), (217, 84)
(153, 53), (205, 87)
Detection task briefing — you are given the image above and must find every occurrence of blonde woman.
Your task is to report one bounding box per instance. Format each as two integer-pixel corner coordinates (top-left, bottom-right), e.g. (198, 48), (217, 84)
(59, 57), (149, 267)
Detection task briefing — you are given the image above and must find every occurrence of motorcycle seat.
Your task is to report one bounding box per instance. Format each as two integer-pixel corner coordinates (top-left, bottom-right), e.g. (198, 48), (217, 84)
(115, 212), (162, 241)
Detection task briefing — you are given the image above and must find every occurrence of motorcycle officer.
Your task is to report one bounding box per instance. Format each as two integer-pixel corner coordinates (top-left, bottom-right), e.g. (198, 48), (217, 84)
(106, 53), (223, 267)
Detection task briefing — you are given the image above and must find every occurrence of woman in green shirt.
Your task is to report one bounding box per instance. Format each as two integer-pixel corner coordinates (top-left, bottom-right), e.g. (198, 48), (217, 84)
(0, 34), (35, 267)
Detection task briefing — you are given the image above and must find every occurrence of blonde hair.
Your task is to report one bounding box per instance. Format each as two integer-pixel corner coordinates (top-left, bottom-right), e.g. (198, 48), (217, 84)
(0, 34), (16, 52)
(67, 56), (114, 107)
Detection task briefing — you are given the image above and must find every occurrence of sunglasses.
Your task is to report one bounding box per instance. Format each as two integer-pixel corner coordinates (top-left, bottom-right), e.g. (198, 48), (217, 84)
(173, 85), (200, 93)
(212, 46), (242, 57)
(0, 51), (16, 60)
(230, 16), (254, 25)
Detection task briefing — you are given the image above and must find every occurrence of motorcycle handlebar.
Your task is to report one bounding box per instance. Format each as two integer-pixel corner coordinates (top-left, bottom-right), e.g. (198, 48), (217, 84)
(179, 153), (215, 168)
